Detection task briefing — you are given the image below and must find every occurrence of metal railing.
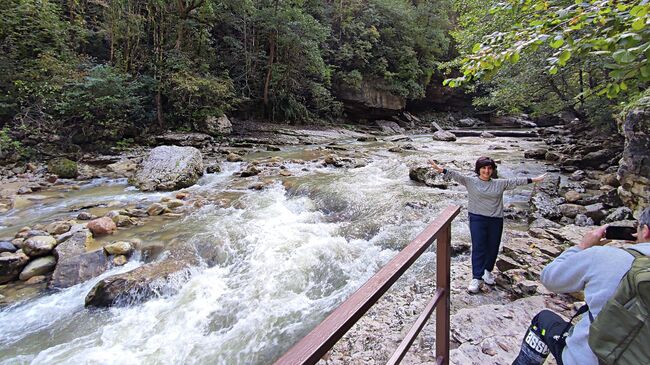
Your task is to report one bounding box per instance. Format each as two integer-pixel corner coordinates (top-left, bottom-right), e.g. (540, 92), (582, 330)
(273, 205), (461, 365)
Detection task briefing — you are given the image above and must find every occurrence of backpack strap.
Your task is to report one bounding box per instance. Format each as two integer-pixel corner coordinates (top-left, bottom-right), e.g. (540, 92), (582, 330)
(624, 247), (645, 258)
(572, 303), (594, 323)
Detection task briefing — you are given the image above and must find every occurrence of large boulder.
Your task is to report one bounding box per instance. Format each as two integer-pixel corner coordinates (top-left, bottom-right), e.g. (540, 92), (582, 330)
(85, 244), (200, 307)
(47, 158), (78, 178)
(432, 130), (457, 142)
(194, 115), (232, 136)
(617, 99), (650, 216)
(409, 166), (450, 189)
(131, 146), (204, 191)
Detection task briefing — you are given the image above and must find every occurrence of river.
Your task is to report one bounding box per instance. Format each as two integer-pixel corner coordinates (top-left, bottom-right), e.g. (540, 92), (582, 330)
(0, 134), (547, 364)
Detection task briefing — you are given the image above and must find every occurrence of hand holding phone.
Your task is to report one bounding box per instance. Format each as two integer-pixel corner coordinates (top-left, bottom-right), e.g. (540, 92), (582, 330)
(605, 226), (637, 241)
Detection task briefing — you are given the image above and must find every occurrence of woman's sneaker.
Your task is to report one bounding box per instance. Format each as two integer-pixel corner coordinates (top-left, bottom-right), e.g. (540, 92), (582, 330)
(467, 278), (482, 293)
(482, 270), (496, 285)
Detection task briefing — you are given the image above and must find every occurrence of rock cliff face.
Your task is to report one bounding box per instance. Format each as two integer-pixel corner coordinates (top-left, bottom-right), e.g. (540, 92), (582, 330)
(618, 100), (650, 216)
(337, 80), (406, 120)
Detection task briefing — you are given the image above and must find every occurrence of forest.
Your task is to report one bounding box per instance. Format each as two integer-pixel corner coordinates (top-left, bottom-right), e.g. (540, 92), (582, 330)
(0, 0), (648, 158)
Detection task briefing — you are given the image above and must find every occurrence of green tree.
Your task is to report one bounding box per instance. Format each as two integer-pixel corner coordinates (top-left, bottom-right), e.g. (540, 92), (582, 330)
(447, 0), (650, 102)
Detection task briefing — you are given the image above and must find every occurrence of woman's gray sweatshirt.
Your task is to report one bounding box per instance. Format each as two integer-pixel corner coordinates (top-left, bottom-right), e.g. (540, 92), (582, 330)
(443, 169), (529, 218)
(540, 242), (650, 365)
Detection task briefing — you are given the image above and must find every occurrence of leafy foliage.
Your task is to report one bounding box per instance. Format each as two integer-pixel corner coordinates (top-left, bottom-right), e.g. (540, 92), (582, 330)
(55, 65), (150, 141)
(447, 0), (650, 101)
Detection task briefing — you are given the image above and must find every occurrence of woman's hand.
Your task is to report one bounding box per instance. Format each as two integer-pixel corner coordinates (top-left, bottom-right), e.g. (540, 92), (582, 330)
(428, 160), (444, 173)
(531, 173), (547, 183)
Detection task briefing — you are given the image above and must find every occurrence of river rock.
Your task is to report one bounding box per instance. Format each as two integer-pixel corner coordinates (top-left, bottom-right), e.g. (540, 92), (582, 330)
(530, 191), (562, 221)
(0, 251), (30, 284)
(104, 241), (133, 256)
(19, 229), (49, 239)
(47, 158), (78, 178)
(409, 166), (449, 189)
(87, 217), (117, 235)
(77, 212), (95, 220)
(53, 229), (92, 261)
(46, 221), (71, 235)
(545, 225), (592, 245)
(131, 146), (204, 191)
(22, 236), (57, 257)
(564, 190), (581, 203)
(557, 204), (587, 218)
(432, 130), (457, 141)
(113, 255), (128, 266)
(574, 214), (594, 226)
(19, 256), (56, 281)
(194, 115), (232, 136)
(85, 244), (200, 307)
(524, 149), (547, 160)
(0, 241), (17, 253)
(584, 203), (607, 224)
(226, 153), (243, 162)
(166, 199), (184, 209)
(617, 100), (650, 216)
(496, 256), (521, 272)
(112, 214), (136, 227)
(50, 230), (99, 287)
(147, 203), (166, 216)
(50, 249), (110, 289)
(240, 166), (260, 177)
(603, 207), (633, 223)
(600, 173), (619, 188)
(206, 164), (221, 173)
(374, 120), (405, 134)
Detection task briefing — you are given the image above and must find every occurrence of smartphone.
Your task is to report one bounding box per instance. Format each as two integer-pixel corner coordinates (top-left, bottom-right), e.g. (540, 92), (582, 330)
(605, 226), (637, 241)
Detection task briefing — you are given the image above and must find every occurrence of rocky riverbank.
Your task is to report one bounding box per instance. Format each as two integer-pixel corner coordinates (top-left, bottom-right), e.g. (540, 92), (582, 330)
(0, 112), (646, 364)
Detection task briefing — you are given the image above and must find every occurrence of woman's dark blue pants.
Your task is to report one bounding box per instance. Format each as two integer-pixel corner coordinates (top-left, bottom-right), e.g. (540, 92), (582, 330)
(468, 212), (504, 280)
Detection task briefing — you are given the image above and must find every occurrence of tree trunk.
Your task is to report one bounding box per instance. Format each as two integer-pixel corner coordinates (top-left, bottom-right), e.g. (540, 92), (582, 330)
(263, 32), (276, 109)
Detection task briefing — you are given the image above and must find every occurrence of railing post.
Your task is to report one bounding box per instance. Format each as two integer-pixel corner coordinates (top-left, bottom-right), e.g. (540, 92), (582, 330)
(435, 222), (451, 365)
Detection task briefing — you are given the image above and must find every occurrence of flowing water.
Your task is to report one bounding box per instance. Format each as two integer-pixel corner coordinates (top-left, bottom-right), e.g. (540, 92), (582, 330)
(0, 134), (547, 364)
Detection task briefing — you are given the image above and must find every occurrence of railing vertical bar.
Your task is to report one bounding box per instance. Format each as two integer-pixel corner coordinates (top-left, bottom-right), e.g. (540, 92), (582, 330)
(386, 287), (446, 365)
(435, 221), (452, 365)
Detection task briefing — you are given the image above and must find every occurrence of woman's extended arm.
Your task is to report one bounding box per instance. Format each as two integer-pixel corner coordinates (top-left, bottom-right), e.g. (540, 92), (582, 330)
(531, 173), (547, 183)
(429, 160), (469, 186)
(429, 160), (444, 173)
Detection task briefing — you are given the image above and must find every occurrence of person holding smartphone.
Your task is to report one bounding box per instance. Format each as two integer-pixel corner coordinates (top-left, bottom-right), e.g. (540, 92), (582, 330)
(512, 207), (650, 365)
(429, 157), (547, 293)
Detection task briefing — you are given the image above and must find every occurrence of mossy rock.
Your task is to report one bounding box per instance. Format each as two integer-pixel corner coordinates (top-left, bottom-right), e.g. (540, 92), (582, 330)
(48, 158), (78, 178)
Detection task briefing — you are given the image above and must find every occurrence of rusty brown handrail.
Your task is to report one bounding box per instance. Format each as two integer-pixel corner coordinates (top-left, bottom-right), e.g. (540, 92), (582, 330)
(273, 205), (460, 365)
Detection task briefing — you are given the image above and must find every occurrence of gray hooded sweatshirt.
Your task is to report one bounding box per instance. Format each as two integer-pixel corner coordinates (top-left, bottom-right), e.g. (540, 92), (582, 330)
(540, 242), (650, 365)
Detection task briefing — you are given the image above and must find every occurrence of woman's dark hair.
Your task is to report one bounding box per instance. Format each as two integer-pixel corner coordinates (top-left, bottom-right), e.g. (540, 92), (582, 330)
(474, 156), (497, 175)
